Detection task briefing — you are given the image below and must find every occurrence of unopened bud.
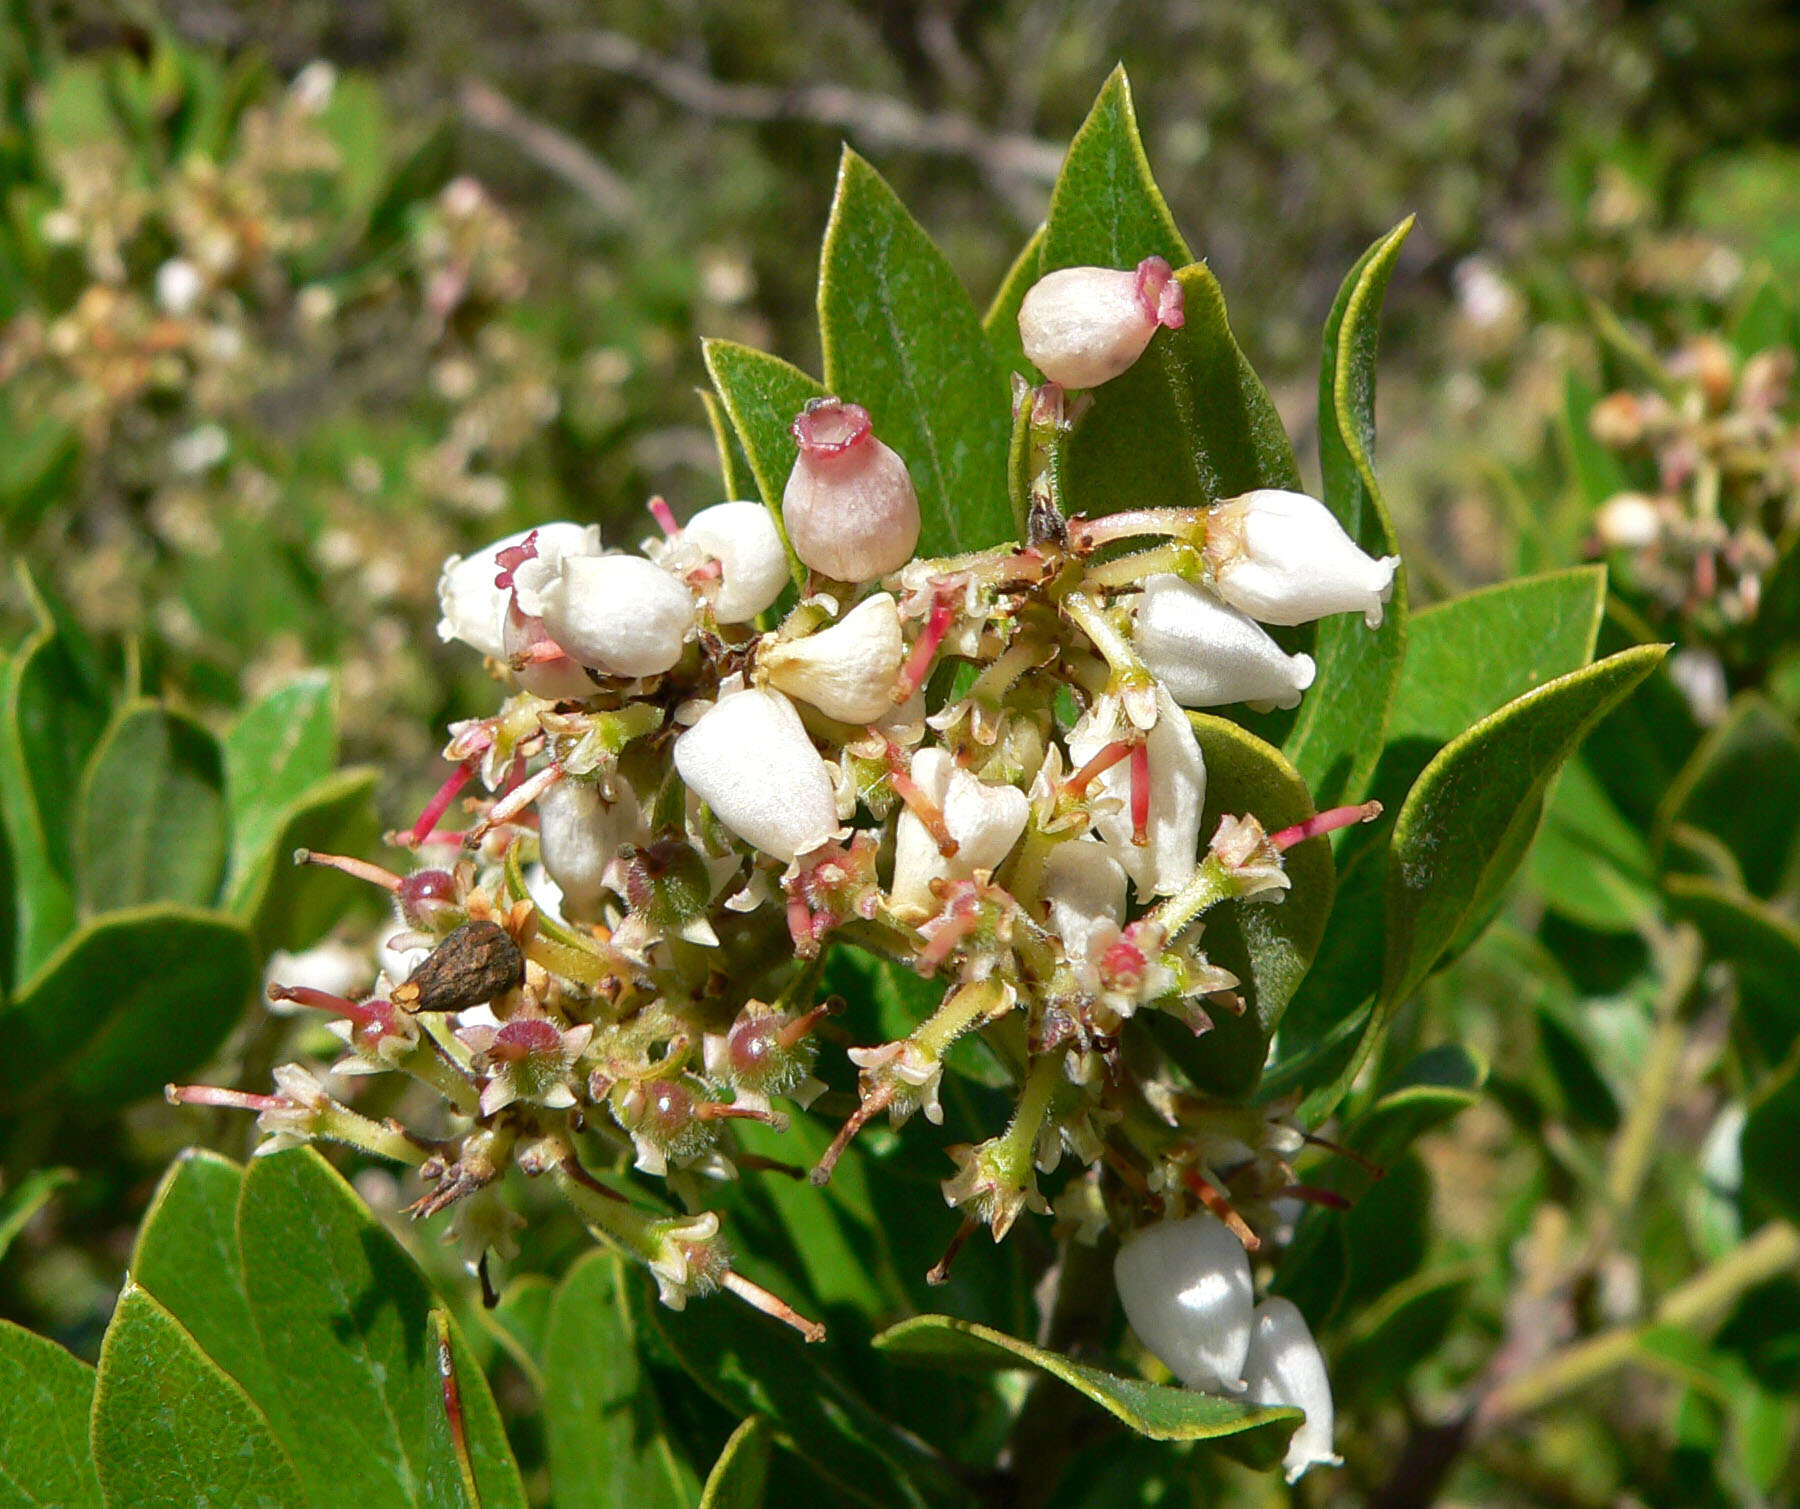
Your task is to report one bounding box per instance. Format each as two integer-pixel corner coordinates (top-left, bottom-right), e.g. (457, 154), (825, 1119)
(1132, 574), (1317, 710)
(783, 399), (920, 582)
(1017, 256), (1185, 389)
(1241, 1297), (1341, 1483)
(533, 554), (696, 678)
(1594, 492), (1664, 551)
(680, 501), (791, 622)
(1113, 1211), (1255, 1394)
(673, 688), (841, 863)
(437, 523), (601, 660)
(761, 593), (905, 724)
(397, 868), (461, 932)
(1205, 490), (1400, 629)
(537, 777), (638, 921)
(1042, 839), (1128, 960)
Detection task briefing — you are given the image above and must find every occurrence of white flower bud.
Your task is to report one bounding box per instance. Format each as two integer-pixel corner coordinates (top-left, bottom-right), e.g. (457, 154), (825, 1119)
(534, 554), (696, 678)
(437, 522), (602, 660)
(1241, 1298), (1342, 1484)
(1205, 490), (1400, 629)
(761, 593), (905, 724)
(674, 688), (840, 863)
(1113, 1212), (1255, 1393)
(1067, 686), (1205, 899)
(155, 258), (203, 315)
(1133, 574), (1317, 711)
(681, 501), (791, 622)
(1016, 256), (1185, 389)
(890, 748), (1030, 918)
(783, 399), (920, 582)
(537, 776), (640, 922)
(1595, 492), (1664, 551)
(1042, 840), (1127, 960)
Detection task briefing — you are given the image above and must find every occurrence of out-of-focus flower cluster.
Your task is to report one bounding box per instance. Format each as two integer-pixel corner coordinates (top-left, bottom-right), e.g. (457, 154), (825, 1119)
(0, 61), (556, 759)
(1587, 335), (1800, 635)
(177, 257), (1394, 1359)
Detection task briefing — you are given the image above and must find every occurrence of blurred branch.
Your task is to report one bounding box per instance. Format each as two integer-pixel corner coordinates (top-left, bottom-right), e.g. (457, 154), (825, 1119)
(458, 78), (639, 225)
(561, 27), (1065, 191)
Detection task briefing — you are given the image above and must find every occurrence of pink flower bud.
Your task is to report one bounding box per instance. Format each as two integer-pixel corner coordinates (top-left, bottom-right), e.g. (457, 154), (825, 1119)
(1133, 574), (1317, 711)
(1017, 256), (1185, 389)
(761, 593), (905, 724)
(782, 399), (920, 582)
(1113, 1211), (1255, 1393)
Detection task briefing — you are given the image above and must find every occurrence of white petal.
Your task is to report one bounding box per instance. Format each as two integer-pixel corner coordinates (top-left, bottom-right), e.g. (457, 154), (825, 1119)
(1113, 1212), (1255, 1393)
(1041, 840), (1127, 960)
(1067, 687), (1204, 899)
(1241, 1297), (1341, 1483)
(1133, 574), (1317, 710)
(537, 777), (639, 921)
(684, 501), (791, 622)
(762, 593), (905, 724)
(673, 688), (840, 863)
(538, 554), (695, 677)
(437, 522), (601, 658)
(890, 748), (1030, 917)
(1209, 490), (1398, 628)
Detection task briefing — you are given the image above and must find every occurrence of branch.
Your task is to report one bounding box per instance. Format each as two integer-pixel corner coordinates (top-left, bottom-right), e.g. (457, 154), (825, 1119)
(562, 28), (1065, 188)
(458, 78), (639, 225)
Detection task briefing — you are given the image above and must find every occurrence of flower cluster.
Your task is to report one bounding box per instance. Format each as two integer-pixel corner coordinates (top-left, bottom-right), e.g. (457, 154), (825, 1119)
(176, 258), (1396, 1375)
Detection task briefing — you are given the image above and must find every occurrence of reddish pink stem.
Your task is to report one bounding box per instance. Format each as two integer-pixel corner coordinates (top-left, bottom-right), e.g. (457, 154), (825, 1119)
(167, 1084), (285, 1112)
(266, 983), (393, 1033)
(1067, 737), (1138, 796)
(893, 594), (956, 702)
(1270, 800), (1382, 852)
(1282, 1183), (1354, 1211)
(647, 495), (680, 539)
(294, 848), (401, 892)
(410, 760), (476, 846)
(1129, 743), (1152, 846)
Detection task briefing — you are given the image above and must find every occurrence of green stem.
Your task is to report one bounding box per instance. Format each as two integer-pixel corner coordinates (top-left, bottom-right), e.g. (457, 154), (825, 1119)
(1060, 591), (1148, 685)
(1147, 853), (1234, 938)
(1080, 542), (1202, 590)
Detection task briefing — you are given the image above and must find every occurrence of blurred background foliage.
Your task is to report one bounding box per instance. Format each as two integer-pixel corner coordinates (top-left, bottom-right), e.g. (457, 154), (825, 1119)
(7, 1), (1800, 1504)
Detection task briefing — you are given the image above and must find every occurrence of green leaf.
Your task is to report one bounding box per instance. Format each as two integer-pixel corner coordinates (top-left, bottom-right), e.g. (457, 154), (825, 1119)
(1058, 263), (1300, 524)
(0, 1319), (101, 1509)
(1744, 1045), (1800, 1228)
(0, 1166), (74, 1263)
(818, 150), (1012, 556)
(1560, 369), (1634, 508)
(702, 338), (824, 586)
(981, 224), (1045, 379)
(1040, 67), (1188, 274)
(1148, 715), (1333, 1097)
(1666, 875), (1800, 1064)
(699, 387), (756, 504)
(872, 1314), (1300, 1466)
(1285, 220), (1411, 810)
(1384, 644), (1668, 1008)
(75, 702), (227, 914)
(699, 1416), (773, 1509)
(222, 673), (339, 894)
(0, 905), (254, 1109)
(236, 1148), (526, 1509)
(1332, 1266), (1476, 1410)
(0, 630), (107, 979)
(229, 768), (380, 954)
(92, 1284), (305, 1509)
(632, 1272), (967, 1509)
(543, 1252), (697, 1509)
(1658, 695), (1800, 898)
(1528, 757), (1658, 933)
(1349, 1044), (1487, 1166)
(130, 1152), (279, 1413)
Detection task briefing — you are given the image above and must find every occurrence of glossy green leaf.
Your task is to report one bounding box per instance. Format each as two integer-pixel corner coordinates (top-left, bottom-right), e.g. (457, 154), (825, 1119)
(702, 338), (824, 585)
(223, 673), (339, 892)
(819, 149), (1012, 556)
(0, 905), (254, 1109)
(699, 387), (756, 504)
(1658, 695), (1800, 898)
(76, 703), (227, 914)
(92, 1285), (305, 1509)
(1384, 645), (1667, 1007)
(1039, 67), (1188, 274)
(872, 1314), (1300, 1465)
(1, 630), (107, 979)
(130, 1151), (279, 1413)
(0, 1319), (101, 1509)
(1150, 714), (1333, 1097)
(1579, 601), (1701, 828)
(1059, 263), (1301, 524)
(229, 768), (380, 954)
(699, 1416), (773, 1509)
(1666, 875), (1800, 1063)
(1529, 756), (1657, 932)
(1286, 220), (1411, 810)
(237, 1148), (526, 1509)
(0, 1166), (74, 1263)
(981, 223), (1045, 379)
(633, 1271), (967, 1509)
(1351, 1044), (1486, 1163)
(544, 1252), (697, 1509)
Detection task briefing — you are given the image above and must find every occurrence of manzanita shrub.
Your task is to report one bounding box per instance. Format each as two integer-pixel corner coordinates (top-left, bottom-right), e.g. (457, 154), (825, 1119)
(0, 71), (1685, 1506)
